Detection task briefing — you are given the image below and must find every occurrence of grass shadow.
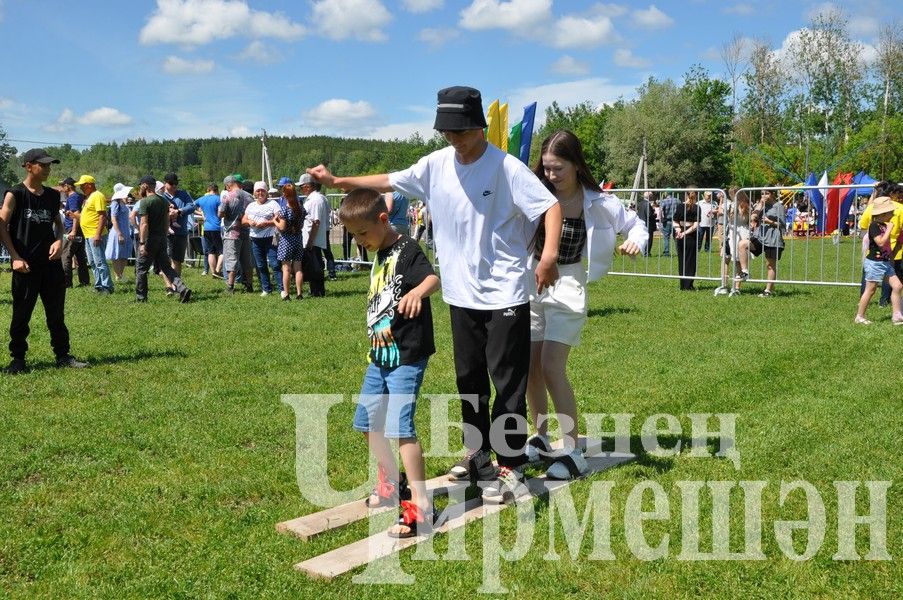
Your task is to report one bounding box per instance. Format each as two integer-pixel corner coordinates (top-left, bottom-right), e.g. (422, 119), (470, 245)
(26, 348), (188, 372)
(587, 306), (634, 319)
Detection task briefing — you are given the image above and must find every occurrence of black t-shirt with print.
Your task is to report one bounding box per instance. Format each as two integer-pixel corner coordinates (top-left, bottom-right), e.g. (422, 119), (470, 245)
(368, 235), (436, 368)
(867, 221), (892, 261)
(9, 183), (60, 266)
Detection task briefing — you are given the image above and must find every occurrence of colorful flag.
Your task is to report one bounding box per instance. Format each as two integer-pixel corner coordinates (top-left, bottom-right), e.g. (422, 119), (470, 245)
(486, 100), (501, 148)
(519, 102), (537, 165)
(508, 121), (523, 156)
(499, 103), (509, 152)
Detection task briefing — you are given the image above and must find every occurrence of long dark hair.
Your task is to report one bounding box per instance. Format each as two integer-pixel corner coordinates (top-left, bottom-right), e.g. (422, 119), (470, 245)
(283, 184), (302, 235)
(533, 130), (599, 194)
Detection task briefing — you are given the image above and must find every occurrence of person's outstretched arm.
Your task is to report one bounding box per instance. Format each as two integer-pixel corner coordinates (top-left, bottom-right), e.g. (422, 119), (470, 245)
(307, 165), (392, 192)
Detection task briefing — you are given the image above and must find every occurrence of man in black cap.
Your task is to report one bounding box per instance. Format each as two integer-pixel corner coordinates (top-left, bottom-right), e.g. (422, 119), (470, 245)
(59, 176), (91, 287)
(135, 175), (192, 303)
(161, 172), (196, 277)
(0, 149), (88, 374)
(308, 86), (563, 503)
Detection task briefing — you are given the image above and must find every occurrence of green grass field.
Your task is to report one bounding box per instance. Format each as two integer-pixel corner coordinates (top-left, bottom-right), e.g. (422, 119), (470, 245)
(0, 248), (900, 598)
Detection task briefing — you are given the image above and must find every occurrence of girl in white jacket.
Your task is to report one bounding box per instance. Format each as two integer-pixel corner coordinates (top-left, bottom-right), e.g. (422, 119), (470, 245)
(525, 130), (648, 478)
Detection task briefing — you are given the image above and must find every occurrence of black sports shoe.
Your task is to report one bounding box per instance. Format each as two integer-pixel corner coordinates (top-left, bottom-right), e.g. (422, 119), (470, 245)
(179, 288), (192, 304)
(3, 359), (28, 375)
(56, 355), (88, 369)
(448, 449), (496, 481)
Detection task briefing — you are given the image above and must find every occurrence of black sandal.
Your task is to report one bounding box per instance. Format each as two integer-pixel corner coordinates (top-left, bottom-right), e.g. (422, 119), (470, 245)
(364, 466), (410, 508)
(387, 500), (442, 538)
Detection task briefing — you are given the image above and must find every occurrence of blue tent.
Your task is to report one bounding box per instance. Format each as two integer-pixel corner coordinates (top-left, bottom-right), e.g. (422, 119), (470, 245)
(851, 171), (877, 196)
(805, 172), (826, 232)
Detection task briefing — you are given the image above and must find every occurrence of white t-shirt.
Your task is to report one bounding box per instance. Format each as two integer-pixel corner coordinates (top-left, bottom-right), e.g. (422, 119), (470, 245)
(389, 144), (556, 310)
(698, 200), (714, 227)
(302, 191), (330, 249)
(245, 199), (280, 238)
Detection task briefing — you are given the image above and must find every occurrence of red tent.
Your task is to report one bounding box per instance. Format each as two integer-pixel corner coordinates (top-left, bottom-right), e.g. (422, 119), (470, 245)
(825, 172), (853, 232)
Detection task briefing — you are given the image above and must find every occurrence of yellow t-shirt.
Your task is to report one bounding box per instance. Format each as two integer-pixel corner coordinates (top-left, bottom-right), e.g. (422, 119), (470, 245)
(80, 191), (108, 238)
(859, 200), (903, 260)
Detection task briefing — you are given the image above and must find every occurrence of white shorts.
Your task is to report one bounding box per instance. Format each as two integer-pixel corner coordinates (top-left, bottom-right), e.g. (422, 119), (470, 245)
(529, 261), (588, 347)
(726, 226), (752, 263)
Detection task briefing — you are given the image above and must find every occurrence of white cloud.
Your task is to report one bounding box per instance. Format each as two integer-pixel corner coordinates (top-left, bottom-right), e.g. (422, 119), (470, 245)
(44, 109), (76, 133)
(550, 55), (590, 76)
(45, 106), (132, 133)
(78, 107), (133, 127)
(229, 125), (252, 137)
(849, 16), (879, 38)
(459, 0), (552, 32)
(418, 27), (460, 48)
(366, 120), (436, 141)
(459, 1), (615, 48)
(631, 5), (673, 29)
(613, 48), (651, 68)
(312, 0), (392, 42)
(162, 55), (215, 75)
(587, 3), (628, 18)
(550, 14), (616, 49)
(860, 43), (878, 66)
(806, 2), (840, 21)
(775, 28), (876, 70)
(507, 78), (639, 121)
(702, 46), (720, 61)
(0, 97), (12, 110)
(403, 0), (443, 12)
(140, 0), (305, 46)
(722, 3), (753, 16)
(237, 40), (281, 64)
(304, 99), (379, 131)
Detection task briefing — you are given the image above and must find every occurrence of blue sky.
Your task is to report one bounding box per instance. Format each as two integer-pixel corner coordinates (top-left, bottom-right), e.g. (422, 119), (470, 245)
(0, 0), (899, 152)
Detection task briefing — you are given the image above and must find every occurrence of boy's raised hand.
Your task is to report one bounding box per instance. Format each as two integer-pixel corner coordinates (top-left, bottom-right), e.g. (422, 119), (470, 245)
(307, 165), (335, 188)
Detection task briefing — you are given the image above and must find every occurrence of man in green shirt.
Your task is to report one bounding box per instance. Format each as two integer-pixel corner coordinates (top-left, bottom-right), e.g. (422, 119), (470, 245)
(135, 175), (192, 303)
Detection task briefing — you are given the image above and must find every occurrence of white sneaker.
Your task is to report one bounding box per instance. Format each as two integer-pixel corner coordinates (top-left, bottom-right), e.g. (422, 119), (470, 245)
(482, 466), (528, 504)
(713, 286), (729, 296)
(728, 289), (741, 297)
(525, 433), (552, 464)
(260, 291), (270, 297)
(545, 449), (589, 480)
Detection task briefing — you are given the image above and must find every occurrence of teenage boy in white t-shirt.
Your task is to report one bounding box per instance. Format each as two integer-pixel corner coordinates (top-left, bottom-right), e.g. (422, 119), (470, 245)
(308, 86), (562, 503)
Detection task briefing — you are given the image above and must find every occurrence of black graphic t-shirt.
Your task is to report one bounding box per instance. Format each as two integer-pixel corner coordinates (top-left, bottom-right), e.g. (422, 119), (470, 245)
(368, 235), (436, 368)
(867, 222), (892, 261)
(9, 183), (60, 266)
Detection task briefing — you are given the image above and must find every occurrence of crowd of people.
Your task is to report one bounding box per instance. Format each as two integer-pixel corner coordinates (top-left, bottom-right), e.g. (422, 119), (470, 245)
(3, 85), (901, 540)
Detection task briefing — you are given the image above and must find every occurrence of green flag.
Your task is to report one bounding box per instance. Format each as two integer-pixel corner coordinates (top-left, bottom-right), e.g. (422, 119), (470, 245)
(508, 121), (523, 157)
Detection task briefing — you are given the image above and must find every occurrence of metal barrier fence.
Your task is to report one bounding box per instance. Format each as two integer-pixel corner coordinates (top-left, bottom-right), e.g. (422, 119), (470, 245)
(607, 185), (876, 291)
(323, 193), (434, 269)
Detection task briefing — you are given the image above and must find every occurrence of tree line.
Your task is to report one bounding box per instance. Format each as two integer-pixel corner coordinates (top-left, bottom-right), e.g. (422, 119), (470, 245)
(3, 7), (900, 198)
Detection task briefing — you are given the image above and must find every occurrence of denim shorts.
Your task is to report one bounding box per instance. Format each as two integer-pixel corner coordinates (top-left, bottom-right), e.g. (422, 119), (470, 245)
(353, 358), (428, 439)
(863, 258), (896, 282)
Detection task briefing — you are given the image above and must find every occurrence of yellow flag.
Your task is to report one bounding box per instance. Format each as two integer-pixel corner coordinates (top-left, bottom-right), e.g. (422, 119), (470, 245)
(486, 99), (501, 148)
(499, 103), (509, 152)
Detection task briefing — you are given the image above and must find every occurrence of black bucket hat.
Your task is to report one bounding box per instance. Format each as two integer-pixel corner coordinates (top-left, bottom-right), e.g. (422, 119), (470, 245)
(433, 86), (487, 131)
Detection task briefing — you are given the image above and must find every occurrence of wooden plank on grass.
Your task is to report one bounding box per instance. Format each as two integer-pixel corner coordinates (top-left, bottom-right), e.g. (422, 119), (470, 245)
(293, 449), (633, 580)
(276, 475), (470, 540)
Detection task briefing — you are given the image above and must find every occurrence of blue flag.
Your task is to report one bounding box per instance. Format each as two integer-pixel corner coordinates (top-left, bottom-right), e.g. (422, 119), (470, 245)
(519, 102), (536, 165)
